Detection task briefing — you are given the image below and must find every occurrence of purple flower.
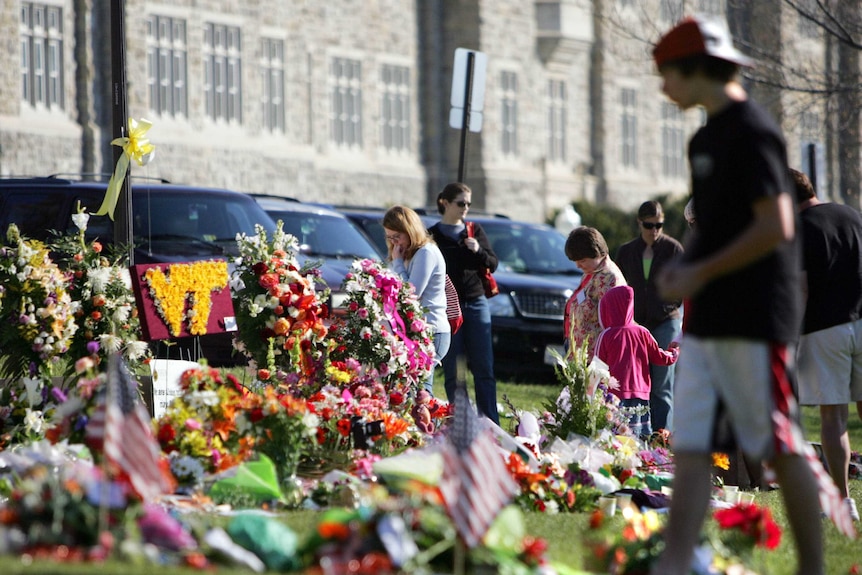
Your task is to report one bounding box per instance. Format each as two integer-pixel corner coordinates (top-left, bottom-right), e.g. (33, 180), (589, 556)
(51, 387), (68, 403)
(87, 340), (100, 355)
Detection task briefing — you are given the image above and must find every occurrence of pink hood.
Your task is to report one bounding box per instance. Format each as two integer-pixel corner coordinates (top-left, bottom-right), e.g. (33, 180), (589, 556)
(599, 285), (635, 329)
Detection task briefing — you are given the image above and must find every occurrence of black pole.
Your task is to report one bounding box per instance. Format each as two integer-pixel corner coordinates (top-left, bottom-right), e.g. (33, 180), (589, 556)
(111, 0), (133, 264)
(807, 142), (818, 194)
(456, 52), (475, 184)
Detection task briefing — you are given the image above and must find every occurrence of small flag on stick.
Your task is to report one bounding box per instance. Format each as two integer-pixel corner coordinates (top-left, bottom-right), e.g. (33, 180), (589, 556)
(87, 353), (171, 502)
(438, 357), (517, 548)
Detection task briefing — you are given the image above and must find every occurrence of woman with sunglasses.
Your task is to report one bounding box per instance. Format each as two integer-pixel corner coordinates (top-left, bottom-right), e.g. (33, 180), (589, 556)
(383, 205), (451, 396)
(615, 200), (684, 433)
(428, 182), (500, 424)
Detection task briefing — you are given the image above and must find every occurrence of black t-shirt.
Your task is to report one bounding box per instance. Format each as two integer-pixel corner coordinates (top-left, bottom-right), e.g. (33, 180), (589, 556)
(684, 99), (801, 342)
(800, 202), (862, 334)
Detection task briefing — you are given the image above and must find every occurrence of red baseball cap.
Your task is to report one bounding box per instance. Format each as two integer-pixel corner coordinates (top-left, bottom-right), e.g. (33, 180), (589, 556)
(653, 16), (753, 68)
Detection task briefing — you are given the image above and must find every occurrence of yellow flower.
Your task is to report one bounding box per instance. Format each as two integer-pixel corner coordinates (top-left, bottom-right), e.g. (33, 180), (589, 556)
(712, 452), (730, 471)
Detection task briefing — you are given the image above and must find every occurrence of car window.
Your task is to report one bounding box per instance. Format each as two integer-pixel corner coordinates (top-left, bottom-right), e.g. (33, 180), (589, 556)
(268, 210), (381, 260)
(480, 221), (580, 275)
(1, 191), (68, 240)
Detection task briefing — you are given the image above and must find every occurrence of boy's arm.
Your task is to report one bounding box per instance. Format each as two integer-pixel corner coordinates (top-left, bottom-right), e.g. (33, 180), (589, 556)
(657, 192), (794, 300)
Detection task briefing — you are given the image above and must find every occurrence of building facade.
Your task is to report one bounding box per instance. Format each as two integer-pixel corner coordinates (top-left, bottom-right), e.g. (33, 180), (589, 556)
(0, 0), (845, 223)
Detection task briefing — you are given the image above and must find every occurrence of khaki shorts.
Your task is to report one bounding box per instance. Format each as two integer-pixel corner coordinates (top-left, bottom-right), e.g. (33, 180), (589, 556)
(673, 337), (792, 460)
(797, 319), (862, 406)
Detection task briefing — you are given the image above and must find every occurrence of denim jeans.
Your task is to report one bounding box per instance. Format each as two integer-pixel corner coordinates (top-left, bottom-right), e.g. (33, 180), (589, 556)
(442, 295), (499, 424)
(649, 316), (682, 432)
(424, 331), (451, 395)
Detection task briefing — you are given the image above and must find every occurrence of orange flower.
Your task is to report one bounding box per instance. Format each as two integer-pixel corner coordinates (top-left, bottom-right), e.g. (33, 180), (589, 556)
(382, 412), (408, 439)
(318, 521), (351, 540)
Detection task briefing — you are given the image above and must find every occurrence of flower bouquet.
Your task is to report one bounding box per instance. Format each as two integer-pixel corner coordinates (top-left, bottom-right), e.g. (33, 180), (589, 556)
(231, 222), (330, 383)
(709, 501), (782, 571)
(327, 258), (435, 391)
(243, 384), (319, 485)
(583, 505), (667, 575)
(49, 207), (150, 376)
(0, 224), (78, 382)
(155, 364), (256, 475)
(542, 342), (630, 442)
(505, 447), (603, 513)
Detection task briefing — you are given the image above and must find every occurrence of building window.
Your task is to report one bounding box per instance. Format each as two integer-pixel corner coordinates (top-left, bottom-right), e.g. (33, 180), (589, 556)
(697, 0), (723, 15)
(20, 2), (64, 110)
(501, 71), (518, 156)
(547, 79), (567, 163)
(661, 102), (686, 178)
(380, 64), (411, 153)
(329, 57), (363, 147)
(203, 23), (242, 123)
(147, 15), (188, 117)
(660, 0), (683, 22)
(260, 38), (285, 133)
(620, 88), (638, 169)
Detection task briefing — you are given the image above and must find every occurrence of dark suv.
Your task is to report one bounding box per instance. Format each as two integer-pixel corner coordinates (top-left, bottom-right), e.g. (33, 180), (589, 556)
(338, 206), (581, 379)
(0, 175), (278, 365)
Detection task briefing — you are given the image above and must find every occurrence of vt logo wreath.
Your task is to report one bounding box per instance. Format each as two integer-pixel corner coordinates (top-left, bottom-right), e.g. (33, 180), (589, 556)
(144, 260), (228, 336)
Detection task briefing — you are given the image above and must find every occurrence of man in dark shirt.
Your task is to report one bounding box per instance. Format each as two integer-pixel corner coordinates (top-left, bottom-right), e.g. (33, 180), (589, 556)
(793, 167), (862, 522)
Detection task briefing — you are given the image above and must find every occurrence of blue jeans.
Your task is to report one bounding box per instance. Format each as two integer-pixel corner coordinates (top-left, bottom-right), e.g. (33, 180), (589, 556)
(620, 397), (652, 439)
(442, 295), (499, 424)
(649, 317), (682, 432)
(424, 331), (451, 395)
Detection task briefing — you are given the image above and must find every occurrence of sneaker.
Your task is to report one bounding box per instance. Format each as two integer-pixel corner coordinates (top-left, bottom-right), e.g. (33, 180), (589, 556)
(846, 498), (860, 522)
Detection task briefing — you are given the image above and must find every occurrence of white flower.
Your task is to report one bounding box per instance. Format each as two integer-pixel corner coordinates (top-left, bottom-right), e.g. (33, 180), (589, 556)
(125, 340), (150, 361)
(111, 304), (131, 324)
(87, 267), (112, 293)
(24, 408), (44, 434)
(188, 390), (220, 409)
(72, 211), (90, 232)
(99, 333), (123, 353)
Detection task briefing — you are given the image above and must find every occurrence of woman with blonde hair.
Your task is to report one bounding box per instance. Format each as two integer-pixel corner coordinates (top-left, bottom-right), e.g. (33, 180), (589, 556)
(383, 205), (450, 394)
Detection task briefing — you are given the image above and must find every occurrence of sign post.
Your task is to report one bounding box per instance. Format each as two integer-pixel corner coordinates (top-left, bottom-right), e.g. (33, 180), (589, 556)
(449, 48), (487, 183)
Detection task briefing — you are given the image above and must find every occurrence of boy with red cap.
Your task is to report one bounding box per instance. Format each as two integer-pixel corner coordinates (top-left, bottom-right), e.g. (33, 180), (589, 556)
(651, 14), (855, 575)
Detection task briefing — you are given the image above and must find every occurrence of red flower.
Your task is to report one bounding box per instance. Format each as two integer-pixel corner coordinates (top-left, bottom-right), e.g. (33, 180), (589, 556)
(336, 418), (352, 437)
(389, 391), (404, 406)
(714, 502), (782, 550)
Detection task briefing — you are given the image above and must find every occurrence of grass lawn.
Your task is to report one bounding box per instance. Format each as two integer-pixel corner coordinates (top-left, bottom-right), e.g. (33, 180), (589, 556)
(3, 372), (860, 574)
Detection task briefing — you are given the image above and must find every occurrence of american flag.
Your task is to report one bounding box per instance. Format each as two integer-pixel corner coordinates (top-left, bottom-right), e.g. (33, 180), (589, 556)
(86, 354), (171, 502)
(438, 378), (518, 548)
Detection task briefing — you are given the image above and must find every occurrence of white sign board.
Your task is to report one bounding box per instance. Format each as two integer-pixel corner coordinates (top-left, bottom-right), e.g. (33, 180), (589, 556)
(150, 359), (201, 419)
(449, 48), (487, 133)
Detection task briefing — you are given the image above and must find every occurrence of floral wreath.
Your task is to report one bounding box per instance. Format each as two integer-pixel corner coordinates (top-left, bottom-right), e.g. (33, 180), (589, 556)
(143, 260), (229, 337)
(231, 222), (331, 382)
(0, 224), (78, 381)
(50, 206), (150, 374)
(327, 258), (435, 391)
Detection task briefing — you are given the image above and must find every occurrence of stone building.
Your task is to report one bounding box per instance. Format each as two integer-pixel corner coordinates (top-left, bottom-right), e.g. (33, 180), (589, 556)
(0, 0), (844, 223)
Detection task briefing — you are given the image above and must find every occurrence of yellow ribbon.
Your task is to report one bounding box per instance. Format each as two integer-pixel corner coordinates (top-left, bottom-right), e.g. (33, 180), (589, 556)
(95, 117), (156, 220)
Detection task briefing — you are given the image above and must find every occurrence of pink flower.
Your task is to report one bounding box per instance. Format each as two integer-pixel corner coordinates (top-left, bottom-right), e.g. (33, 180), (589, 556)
(184, 418), (202, 430)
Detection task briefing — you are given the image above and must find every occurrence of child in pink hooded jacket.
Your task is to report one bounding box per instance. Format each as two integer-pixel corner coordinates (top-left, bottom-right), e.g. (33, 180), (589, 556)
(595, 285), (680, 438)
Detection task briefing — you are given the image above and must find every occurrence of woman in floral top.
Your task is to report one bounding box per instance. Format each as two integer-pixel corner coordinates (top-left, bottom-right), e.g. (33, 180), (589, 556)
(563, 226), (627, 360)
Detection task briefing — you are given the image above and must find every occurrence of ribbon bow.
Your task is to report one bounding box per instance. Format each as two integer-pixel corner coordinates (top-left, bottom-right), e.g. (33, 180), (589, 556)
(95, 117), (156, 220)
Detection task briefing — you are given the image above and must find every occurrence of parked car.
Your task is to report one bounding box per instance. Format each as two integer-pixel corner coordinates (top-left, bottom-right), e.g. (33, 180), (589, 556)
(250, 196), (384, 313)
(338, 206), (581, 379)
(0, 175), (279, 366)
